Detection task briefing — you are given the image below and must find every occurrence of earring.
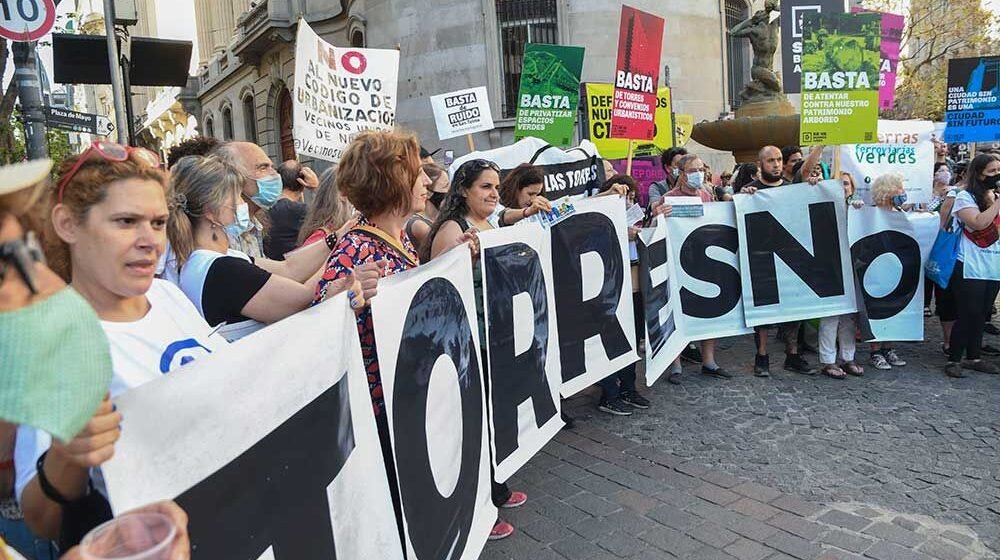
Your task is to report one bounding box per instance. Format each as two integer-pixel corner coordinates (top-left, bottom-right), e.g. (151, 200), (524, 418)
(211, 222), (218, 242)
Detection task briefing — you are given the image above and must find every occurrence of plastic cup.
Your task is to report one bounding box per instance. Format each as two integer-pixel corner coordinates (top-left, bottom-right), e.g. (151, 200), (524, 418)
(79, 511), (178, 560)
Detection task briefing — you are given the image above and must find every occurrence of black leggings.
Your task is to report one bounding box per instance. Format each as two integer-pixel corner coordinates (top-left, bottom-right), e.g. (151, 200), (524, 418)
(948, 261), (1000, 362)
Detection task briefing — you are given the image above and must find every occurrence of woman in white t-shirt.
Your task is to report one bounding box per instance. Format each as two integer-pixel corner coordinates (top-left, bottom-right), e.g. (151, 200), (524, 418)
(944, 153), (1000, 378)
(15, 143), (224, 548)
(167, 155), (368, 341)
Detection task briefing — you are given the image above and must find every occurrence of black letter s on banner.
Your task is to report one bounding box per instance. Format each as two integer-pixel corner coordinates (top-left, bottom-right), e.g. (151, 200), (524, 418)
(679, 224), (742, 319)
(483, 243), (557, 466)
(392, 278), (483, 559)
(177, 376), (356, 560)
(551, 213), (632, 384)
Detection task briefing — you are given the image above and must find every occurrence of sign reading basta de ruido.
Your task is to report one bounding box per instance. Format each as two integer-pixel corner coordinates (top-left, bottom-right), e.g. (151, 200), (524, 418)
(799, 12), (880, 146)
(513, 44), (585, 147)
(610, 5), (665, 141)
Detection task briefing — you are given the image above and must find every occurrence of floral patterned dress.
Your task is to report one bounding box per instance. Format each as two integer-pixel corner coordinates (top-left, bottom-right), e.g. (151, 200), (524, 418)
(312, 215), (419, 416)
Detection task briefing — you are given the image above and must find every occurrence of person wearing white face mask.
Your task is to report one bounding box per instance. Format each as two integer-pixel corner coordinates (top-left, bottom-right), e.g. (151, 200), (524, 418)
(167, 155), (377, 341)
(210, 142), (286, 259)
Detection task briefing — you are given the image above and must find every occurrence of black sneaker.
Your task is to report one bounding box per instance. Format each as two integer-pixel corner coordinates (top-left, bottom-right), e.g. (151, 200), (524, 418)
(620, 391), (651, 409)
(680, 344), (703, 363)
(598, 399), (633, 416)
(667, 371), (682, 385)
(702, 365), (733, 379)
(982, 344), (1000, 357)
(986, 323), (1000, 336)
(784, 353), (817, 375)
(754, 354), (771, 377)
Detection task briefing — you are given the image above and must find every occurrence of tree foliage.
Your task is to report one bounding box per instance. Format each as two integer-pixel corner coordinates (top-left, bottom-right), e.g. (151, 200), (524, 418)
(861, 0), (1000, 121)
(0, 109), (75, 170)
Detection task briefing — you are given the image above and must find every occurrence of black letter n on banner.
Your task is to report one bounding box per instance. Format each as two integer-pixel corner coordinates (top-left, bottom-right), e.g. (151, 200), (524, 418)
(637, 235), (673, 358)
(745, 202), (845, 306)
(393, 278), (484, 559)
(484, 243), (557, 466)
(551, 213), (632, 385)
(176, 376), (355, 559)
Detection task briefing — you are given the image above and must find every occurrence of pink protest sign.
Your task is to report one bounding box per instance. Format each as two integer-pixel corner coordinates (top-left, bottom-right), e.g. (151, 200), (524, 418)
(853, 8), (903, 111)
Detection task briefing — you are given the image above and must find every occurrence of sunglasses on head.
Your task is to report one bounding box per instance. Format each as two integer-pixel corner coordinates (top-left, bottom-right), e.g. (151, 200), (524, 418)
(57, 141), (161, 203)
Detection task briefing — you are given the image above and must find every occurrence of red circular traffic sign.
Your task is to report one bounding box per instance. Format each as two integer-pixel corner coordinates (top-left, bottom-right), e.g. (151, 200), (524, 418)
(0, 0), (57, 42)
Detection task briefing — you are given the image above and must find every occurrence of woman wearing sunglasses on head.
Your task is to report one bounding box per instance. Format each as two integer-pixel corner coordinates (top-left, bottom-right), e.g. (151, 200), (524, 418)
(14, 142), (221, 550)
(166, 155), (372, 341)
(424, 159), (528, 541)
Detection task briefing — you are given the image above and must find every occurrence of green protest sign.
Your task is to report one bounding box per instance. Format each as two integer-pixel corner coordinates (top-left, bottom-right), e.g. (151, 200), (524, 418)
(514, 44), (585, 147)
(799, 12), (880, 146)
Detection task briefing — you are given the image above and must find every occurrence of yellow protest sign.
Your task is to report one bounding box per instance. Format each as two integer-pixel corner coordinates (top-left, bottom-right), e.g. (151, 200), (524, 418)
(583, 83), (674, 159)
(675, 114), (694, 147)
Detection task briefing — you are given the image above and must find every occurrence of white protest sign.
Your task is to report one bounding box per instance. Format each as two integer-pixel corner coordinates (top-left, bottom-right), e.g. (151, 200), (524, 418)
(430, 86), (495, 140)
(103, 294), (402, 560)
(371, 244), (496, 560)
(849, 207), (938, 342)
(734, 181), (857, 327)
(479, 223), (563, 482)
(665, 202), (753, 341)
(840, 120), (935, 205)
(293, 19), (399, 162)
(637, 215), (688, 385)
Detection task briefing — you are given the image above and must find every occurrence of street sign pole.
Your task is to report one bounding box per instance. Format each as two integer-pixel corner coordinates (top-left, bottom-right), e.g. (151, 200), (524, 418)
(13, 40), (47, 159)
(103, 0), (128, 144)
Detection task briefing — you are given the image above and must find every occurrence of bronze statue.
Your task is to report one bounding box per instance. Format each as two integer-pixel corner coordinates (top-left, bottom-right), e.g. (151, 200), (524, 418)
(730, 0), (784, 104)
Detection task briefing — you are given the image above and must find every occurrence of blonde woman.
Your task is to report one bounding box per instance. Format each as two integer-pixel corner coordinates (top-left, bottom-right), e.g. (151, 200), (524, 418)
(867, 173), (909, 370)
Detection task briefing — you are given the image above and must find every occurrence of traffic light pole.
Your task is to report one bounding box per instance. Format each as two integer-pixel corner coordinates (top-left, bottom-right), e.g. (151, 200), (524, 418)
(103, 0), (129, 144)
(12, 41), (48, 159)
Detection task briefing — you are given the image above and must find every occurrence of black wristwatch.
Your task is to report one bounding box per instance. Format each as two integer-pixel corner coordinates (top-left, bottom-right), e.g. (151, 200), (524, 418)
(325, 231), (338, 250)
(36, 451), (77, 505)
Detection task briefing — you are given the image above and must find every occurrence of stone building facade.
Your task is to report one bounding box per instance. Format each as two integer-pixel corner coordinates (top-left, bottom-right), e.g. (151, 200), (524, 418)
(188, 0), (771, 169)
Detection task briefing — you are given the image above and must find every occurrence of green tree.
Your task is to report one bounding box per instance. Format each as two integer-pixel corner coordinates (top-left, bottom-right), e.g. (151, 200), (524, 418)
(0, 109), (75, 170)
(861, 0), (1000, 120)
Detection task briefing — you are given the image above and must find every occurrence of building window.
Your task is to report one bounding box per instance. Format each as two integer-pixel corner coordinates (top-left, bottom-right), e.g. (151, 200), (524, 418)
(725, 0), (752, 110)
(351, 29), (365, 48)
(204, 116), (215, 138)
(221, 106), (234, 141)
(278, 88), (295, 161)
(495, 0), (558, 119)
(243, 95), (257, 142)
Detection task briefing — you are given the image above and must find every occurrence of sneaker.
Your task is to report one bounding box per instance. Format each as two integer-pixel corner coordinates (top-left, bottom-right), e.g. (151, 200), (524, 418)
(784, 353), (816, 375)
(884, 349), (906, 367)
(489, 519), (515, 540)
(944, 362), (967, 378)
(985, 323), (1000, 336)
(962, 360), (999, 374)
(501, 491), (528, 509)
(702, 365), (733, 378)
(598, 399), (633, 416)
(620, 391), (651, 409)
(666, 371), (682, 385)
(753, 354), (771, 377)
(924, 306), (932, 317)
(982, 344), (1000, 357)
(870, 352), (891, 370)
(681, 344), (703, 363)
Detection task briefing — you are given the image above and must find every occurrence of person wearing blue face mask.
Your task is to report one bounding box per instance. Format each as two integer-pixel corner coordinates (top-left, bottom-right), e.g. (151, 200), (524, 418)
(866, 173), (911, 371)
(167, 155), (379, 342)
(210, 142), (285, 259)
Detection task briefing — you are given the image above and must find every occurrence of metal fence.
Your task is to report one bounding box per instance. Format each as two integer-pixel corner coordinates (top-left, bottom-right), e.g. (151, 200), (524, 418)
(725, 0), (752, 110)
(495, 0), (559, 118)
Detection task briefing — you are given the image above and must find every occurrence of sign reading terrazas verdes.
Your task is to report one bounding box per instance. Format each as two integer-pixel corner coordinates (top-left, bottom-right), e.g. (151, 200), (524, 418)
(799, 12), (880, 145)
(293, 19), (399, 163)
(430, 86), (495, 141)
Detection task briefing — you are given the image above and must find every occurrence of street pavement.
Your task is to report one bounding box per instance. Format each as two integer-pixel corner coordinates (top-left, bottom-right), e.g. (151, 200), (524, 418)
(482, 316), (1000, 559)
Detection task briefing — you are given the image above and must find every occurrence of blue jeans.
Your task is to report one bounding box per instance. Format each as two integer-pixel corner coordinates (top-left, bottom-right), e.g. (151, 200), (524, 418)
(0, 516), (57, 560)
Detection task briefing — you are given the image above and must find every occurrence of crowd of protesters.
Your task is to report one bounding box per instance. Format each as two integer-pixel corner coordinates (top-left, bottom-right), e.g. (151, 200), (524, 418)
(1, 128), (998, 559)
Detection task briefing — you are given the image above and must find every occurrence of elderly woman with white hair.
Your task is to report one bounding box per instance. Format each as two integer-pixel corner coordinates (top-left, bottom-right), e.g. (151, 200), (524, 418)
(866, 173), (910, 371)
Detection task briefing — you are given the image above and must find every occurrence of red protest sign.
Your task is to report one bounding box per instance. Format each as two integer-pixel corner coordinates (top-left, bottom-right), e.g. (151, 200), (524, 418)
(610, 6), (664, 141)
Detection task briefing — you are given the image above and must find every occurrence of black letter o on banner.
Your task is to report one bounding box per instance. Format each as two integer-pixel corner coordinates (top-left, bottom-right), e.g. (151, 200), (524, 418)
(393, 278), (483, 559)
(851, 231), (920, 320)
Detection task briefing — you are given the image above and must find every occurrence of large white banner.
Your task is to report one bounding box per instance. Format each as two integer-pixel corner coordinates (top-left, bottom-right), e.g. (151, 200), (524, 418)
(665, 202), (753, 341)
(840, 120), (935, 205)
(103, 294), (402, 560)
(637, 216), (688, 385)
(479, 223), (563, 482)
(430, 86), (495, 140)
(293, 20), (399, 163)
(849, 207), (938, 342)
(735, 181), (857, 327)
(550, 195), (639, 396)
(371, 244), (495, 560)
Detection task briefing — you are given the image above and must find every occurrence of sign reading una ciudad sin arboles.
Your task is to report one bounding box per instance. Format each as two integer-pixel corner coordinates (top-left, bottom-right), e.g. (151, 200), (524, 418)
(610, 6), (665, 141)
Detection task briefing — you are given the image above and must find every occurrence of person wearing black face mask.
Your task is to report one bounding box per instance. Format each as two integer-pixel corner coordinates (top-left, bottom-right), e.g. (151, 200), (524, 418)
(405, 163), (450, 254)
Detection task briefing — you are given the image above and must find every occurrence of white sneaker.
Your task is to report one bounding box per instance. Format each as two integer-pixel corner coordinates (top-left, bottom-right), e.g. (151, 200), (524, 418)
(870, 353), (891, 370)
(884, 349), (906, 367)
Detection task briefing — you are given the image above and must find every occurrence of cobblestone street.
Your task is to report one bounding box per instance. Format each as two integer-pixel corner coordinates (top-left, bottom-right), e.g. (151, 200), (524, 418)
(483, 317), (1000, 559)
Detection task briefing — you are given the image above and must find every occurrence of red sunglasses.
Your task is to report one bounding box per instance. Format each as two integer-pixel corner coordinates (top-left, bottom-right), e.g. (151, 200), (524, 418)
(56, 141), (161, 203)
